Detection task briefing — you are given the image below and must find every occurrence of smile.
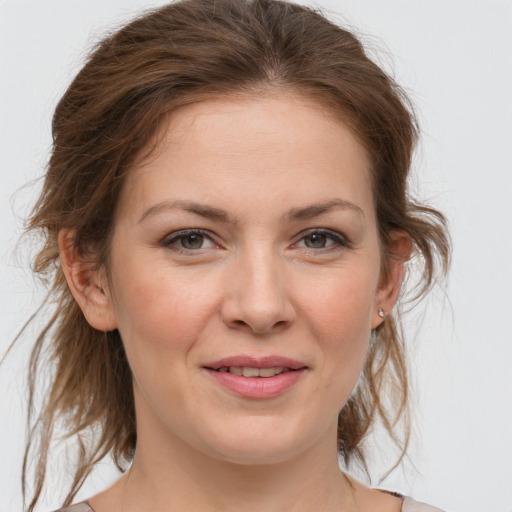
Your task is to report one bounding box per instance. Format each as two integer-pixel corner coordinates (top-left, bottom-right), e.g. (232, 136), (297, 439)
(203, 366), (307, 398)
(211, 366), (296, 377)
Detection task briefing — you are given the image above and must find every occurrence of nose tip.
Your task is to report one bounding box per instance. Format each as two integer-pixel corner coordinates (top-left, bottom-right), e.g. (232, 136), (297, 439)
(221, 253), (295, 335)
(226, 306), (294, 335)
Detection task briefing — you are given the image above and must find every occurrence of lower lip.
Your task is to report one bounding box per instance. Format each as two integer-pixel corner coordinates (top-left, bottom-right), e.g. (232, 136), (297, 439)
(204, 368), (306, 398)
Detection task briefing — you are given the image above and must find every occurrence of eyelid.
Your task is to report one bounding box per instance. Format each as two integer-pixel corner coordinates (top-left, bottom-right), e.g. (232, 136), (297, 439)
(161, 228), (221, 252)
(292, 228), (353, 250)
(160, 227), (352, 253)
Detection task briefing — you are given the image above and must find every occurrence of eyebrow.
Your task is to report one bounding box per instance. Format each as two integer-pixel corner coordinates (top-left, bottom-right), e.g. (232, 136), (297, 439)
(284, 199), (364, 222)
(138, 200), (237, 224)
(138, 198), (364, 224)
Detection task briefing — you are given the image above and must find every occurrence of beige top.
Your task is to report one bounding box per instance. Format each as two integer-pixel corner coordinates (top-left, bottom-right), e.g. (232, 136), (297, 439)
(53, 496), (446, 511)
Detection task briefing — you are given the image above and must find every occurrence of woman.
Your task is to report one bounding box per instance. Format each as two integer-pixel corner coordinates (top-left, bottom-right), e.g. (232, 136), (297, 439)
(20, 0), (450, 510)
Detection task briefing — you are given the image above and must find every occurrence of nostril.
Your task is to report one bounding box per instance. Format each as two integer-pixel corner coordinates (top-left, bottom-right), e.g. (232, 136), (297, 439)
(220, 294), (296, 334)
(225, 318), (291, 335)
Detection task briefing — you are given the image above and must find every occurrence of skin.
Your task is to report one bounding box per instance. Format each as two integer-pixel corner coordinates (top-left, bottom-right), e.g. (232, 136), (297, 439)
(60, 93), (408, 512)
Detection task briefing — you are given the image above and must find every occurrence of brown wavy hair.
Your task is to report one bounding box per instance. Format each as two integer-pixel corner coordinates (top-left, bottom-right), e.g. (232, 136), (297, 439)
(20, 0), (450, 509)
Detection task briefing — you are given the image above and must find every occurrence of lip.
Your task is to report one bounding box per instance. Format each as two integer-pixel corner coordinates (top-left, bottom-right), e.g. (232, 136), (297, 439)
(203, 355), (307, 370)
(202, 355), (308, 399)
(203, 367), (307, 399)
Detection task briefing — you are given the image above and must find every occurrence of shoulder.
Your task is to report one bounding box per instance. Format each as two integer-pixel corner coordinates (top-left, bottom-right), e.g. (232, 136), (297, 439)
(377, 488), (446, 512)
(50, 496), (446, 512)
(402, 496), (447, 512)
(51, 503), (93, 512)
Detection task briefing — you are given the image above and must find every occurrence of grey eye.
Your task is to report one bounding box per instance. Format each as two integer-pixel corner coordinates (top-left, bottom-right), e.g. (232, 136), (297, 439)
(180, 233), (205, 249)
(304, 233), (330, 248)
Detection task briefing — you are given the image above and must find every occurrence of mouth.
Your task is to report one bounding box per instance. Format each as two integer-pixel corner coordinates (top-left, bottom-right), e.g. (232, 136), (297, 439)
(203, 355), (308, 374)
(205, 366), (302, 378)
(202, 356), (308, 398)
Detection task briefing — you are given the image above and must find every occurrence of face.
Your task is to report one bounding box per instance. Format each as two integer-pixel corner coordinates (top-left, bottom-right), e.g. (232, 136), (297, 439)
(96, 93), (397, 465)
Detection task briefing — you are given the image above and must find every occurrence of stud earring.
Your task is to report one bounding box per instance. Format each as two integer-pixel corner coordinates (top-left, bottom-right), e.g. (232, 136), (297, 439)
(378, 307), (385, 318)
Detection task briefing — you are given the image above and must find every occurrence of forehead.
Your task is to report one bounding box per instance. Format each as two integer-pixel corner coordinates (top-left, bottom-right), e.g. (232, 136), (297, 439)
(120, 93), (375, 223)
(155, 93), (369, 165)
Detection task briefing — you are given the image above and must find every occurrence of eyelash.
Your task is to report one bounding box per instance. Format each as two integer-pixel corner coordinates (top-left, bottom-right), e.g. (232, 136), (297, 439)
(161, 229), (217, 254)
(294, 229), (353, 252)
(161, 228), (352, 254)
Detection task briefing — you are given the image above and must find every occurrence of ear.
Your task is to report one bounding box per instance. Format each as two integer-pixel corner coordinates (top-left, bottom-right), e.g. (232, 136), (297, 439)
(58, 229), (118, 332)
(372, 230), (412, 329)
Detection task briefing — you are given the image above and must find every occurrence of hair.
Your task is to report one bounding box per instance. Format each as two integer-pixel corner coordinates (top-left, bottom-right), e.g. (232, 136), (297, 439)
(21, 0), (450, 509)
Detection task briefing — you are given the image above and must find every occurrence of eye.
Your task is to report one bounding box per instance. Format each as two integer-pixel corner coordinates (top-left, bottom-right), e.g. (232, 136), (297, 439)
(303, 232), (334, 249)
(163, 229), (217, 252)
(294, 229), (351, 251)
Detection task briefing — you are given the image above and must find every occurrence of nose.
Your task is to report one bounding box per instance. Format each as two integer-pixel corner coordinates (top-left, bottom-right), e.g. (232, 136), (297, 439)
(221, 243), (296, 335)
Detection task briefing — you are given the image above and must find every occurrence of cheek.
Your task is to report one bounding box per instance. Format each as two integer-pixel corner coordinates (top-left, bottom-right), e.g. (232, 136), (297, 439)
(109, 257), (220, 357)
(301, 267), (375, 342)
(296, 267), (376, 391)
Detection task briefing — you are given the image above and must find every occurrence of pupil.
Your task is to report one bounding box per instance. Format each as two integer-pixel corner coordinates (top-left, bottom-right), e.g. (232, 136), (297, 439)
(306, 233), (326, 248)
(183, 234), (203, 249)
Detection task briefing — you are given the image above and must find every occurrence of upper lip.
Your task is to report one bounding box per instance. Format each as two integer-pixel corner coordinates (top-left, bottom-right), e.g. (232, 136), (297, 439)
(203, 355), (307, 370)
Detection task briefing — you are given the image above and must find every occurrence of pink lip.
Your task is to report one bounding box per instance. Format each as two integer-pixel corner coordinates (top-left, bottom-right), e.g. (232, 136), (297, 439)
(203, 355), (307, 370)
(204, 367), (307, 398)
(202, 355), (308, 399)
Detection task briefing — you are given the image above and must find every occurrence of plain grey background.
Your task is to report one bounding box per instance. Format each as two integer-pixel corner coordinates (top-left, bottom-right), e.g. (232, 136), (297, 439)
(1, 1), (511, 511)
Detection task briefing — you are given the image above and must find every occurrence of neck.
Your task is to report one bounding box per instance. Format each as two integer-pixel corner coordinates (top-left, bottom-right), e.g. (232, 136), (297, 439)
(97, 412), (357, 512)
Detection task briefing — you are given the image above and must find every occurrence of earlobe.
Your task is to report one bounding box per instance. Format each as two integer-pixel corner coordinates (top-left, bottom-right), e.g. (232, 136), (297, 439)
(372, 231), (412, 329)
(58, 229), (117, 332)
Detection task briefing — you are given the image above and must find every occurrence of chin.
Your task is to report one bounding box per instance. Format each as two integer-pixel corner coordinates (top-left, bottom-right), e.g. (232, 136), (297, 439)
(213, 443), (303, 466)
(200, 418), (315, 465)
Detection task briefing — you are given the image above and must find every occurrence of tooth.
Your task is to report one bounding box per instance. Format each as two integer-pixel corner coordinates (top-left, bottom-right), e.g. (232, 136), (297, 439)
(225, 366), (291, 377)
(259, 367), (276, 377)
(242, 367), (259, 378)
